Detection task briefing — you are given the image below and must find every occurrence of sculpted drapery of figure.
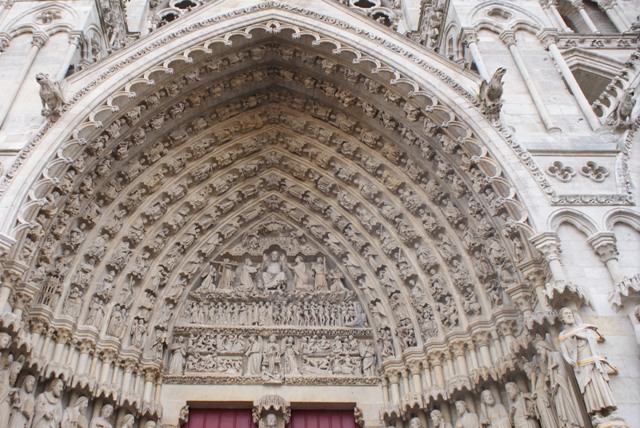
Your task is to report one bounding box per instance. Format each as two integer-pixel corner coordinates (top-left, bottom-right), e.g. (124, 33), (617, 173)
(480, 389), (510, 428)
(61, 396), (89, 428)
(261, 251), (288, 290)
(8, 375), (36, 428)
(506, 382), (539, 428)
(89, 404), (114, 428)
(32, 379), (64, 428)
(532, 338), (583, 428)
(454, 400), (479, 428)
(557, 307), (617, 417)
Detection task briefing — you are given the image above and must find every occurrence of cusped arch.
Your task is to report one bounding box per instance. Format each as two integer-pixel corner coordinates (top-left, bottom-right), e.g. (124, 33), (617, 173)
(548, 208), (599, 236)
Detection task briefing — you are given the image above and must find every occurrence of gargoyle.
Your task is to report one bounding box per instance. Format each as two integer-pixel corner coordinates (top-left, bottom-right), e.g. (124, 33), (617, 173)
(479, 67), (507, 120)
(36, 72), (64, 121)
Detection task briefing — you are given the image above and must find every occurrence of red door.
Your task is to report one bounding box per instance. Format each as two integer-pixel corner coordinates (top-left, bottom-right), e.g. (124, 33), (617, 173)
(184, 409), (356, 428)
(184, 410), (255, 428)
(287, 410), (357, 428)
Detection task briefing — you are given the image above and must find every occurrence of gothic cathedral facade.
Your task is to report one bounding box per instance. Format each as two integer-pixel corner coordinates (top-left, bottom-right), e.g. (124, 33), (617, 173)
(0, 0), (639, 427)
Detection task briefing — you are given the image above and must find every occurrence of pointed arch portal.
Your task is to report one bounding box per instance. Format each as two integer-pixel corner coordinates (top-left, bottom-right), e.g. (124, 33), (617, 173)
(0, 1), (552, 425)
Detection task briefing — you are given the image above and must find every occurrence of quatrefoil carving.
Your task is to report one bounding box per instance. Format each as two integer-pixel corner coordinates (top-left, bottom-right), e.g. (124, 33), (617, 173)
(579, 161), (609, 182)
(546, 161), (576, 182)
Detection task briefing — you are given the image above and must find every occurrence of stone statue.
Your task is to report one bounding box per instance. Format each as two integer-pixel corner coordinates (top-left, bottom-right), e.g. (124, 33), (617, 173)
(0, 362), (15, 428)
(479, 68), (506, 119)
(245, 336), (264, 375)
(261, 251), (288, 290)
(290, 256), (309, 291)
(612, 88), (635, 128)
(218, 259), (236, 290)
(118, 415), (135, 428)
(8, 374), (36, 428)
(480, 389), (510, 428)
(32, 378), (64, 428)
(144, 422), (157, 428)
(454, 400), (479, 428)
(260, 413), (277, 428)
(61, 396), (89, 428)
(36, 73), (64, 121)
(506, 382), (538, 428)
(89, 403), (114, 428)
(431, 409), (453, 428)
(312, 256), (328, 292)
(264, 334), (281, 374)
(238, 258), (258, 291)
(409, 417), (423, 428)
(169, 336), (188, 374)
(533, 338), (583, 428)
(360, 341), (376, 376)
(557, 307), (617, 416)
(200, 264), (218, 292)
(282, 337), (300, 375)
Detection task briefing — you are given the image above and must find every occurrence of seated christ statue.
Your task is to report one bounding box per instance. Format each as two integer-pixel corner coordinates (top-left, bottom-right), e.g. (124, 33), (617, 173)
(261, 250), (288, 290)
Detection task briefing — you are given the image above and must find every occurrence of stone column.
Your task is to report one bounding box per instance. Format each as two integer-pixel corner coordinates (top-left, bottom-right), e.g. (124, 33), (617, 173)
(409, 363), (424, 396)
(430, 353), (445, 389)
(388, 373), (401, 405)
(571, 0), (600, 33)
(30, 319), (47, 357)
(52, 329), (71, 363)
(539, 0), (572, 32)
(0, 281), (10, 313)
(56, 32), (82, 81)
(588, 232), (623, 284)
(499, 31), (557, 132)
(0, 31), (48, 128)
(530, 232), (566, 282)
(76, 340), (93, 375)
(99, 351), (114, 383)
(461, 29), (490, 80)
(143, 369), (156, 403)
(597, 0), (631, 31)
(122, 360), (135, 395)
(452, 343), (468, 376)
(381, 377), (390, 405)
(474, 333), (493, 369)
(539, 30), (600, 130)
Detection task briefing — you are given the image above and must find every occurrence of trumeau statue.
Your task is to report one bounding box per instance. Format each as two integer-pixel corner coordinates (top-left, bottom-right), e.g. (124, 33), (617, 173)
(557, 307), (617, 417)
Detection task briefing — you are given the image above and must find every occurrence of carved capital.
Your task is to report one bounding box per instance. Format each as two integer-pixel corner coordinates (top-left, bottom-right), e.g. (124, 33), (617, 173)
(473, 331), (491, 347)
(54, 328), (73, 344)
(31, 32), (48, 49)
(537, 29), (559, 49)
(30, 317), (48, 334)
(587, 232), (618, 263)
(571, 0), (585, 10)
(451, 342), (466, 357)
(530, 232), (562, 261)
(68, 31), (83, 47)
(78, 339), (95, 353)
(499, 31), (517, 47)
(597, 0), (617, 10)
(461, 28), (478, 45)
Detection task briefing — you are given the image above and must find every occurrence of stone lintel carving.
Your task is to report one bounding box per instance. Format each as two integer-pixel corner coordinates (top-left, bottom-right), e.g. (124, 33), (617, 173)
(253, 395), (291, 428)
